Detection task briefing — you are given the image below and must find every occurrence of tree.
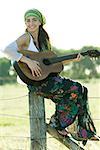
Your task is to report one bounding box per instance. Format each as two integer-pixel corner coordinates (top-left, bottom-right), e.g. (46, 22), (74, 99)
(0, 58), (16, 85)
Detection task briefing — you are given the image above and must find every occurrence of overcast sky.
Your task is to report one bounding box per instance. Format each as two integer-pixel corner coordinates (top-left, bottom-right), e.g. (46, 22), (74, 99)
(0, 0), (100, 57)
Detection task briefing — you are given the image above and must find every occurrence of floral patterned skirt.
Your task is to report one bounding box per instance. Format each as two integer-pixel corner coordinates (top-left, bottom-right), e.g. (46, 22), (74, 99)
(28, 75), (96, 141)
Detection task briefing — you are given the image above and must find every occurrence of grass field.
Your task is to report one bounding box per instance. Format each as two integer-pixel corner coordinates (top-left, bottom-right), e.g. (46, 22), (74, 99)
(0, 79), (100, 150)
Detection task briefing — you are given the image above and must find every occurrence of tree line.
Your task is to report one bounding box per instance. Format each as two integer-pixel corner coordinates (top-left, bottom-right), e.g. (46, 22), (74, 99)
(0, 46), (100, 85)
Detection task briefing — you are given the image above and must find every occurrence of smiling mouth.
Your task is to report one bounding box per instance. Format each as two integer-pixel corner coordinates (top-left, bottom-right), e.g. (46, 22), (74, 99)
(29, 27), (34, 29)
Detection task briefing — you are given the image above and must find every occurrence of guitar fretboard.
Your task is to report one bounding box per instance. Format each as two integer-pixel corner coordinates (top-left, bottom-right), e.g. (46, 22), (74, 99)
(46, 51), (88, 65)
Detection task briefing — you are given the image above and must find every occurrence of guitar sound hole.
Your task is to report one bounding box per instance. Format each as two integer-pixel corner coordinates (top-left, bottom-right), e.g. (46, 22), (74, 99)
(26, 55), (30, 58)
(43, 58), (51, 65)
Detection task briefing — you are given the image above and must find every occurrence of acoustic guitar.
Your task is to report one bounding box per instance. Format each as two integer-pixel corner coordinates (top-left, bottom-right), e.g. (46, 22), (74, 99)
(13, 50), (100, 85)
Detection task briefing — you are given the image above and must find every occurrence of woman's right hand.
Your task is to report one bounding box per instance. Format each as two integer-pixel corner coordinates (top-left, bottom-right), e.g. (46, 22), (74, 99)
(19, 56), (42, 77)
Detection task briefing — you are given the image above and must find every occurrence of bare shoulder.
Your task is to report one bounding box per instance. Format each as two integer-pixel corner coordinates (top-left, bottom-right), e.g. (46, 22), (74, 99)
(16, 33), (30, 50)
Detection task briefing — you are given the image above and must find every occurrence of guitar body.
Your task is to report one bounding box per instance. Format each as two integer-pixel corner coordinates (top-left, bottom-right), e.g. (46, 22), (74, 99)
(13, 50), (63, 83)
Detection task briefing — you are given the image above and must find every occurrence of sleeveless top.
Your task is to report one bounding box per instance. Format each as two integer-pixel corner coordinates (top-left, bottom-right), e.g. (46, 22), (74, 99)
(16, 32), (39, 52)
(27, 34), (39, 52)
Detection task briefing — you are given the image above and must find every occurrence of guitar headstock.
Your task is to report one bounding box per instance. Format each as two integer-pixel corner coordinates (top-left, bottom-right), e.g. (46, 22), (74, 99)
(86, 50), (100, 58)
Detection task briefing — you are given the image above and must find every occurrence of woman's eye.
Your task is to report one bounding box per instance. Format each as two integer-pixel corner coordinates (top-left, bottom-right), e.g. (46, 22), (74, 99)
(32, 18), (37, 21)
(26, 18), (38, 22)
(26, 19), (30, 22)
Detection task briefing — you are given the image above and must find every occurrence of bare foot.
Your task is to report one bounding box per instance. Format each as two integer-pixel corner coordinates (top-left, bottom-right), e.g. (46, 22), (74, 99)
(71, 133), (100, 141)
(90, 135), (100, 141)
(58, 129), (69, 136)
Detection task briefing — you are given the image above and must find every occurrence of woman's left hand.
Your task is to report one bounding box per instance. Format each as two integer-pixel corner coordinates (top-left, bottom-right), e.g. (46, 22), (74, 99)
(62, 53), (83, 65)
(73, 53), (83, 62)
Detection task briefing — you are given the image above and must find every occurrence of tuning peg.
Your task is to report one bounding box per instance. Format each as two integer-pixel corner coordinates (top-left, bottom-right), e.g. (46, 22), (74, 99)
(90, 57), (93, 61)
(92, 57), (98, 60)
(90, 57), (94, 61)
(95, 57), (98, 60)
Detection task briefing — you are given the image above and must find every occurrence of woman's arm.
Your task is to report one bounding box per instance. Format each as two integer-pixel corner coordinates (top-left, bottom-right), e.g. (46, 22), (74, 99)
(3, 41), (42, 77)
(3, 41), (23, 62)
(20, 55), (42, 77)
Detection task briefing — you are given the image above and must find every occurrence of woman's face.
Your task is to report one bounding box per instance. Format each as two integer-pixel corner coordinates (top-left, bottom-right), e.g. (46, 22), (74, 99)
(25, 16), (41, 33)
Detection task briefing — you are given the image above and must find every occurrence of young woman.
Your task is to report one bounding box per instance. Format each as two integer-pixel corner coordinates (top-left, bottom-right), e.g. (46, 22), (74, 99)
(3, 9), (98, 144)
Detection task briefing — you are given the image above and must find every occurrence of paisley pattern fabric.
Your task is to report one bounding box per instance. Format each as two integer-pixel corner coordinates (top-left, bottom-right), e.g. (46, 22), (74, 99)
(28, 75), (96, 140)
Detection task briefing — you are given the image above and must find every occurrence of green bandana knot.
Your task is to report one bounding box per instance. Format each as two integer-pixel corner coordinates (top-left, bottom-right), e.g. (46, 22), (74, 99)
(24, 9), (46, 25)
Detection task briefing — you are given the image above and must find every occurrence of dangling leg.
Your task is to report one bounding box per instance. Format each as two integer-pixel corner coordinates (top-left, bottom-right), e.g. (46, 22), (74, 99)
(49, 113), (69, 136)
(54, 102), (78, 136)
(46, 77), (80, 136)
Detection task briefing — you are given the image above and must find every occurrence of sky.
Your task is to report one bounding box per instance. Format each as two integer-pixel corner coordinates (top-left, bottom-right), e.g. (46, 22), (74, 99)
(0, 0), (100, 57)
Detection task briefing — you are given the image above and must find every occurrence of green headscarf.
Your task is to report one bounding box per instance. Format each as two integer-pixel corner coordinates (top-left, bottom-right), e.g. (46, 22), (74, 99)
(24, 9), (46, 25)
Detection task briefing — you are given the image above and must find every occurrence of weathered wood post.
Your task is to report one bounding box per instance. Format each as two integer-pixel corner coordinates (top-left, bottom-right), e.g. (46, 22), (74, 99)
(28, 87), (47, 150)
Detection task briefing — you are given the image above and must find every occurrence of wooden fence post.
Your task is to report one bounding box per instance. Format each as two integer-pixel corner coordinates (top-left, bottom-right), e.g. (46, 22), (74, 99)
(28, 88), (47, 150)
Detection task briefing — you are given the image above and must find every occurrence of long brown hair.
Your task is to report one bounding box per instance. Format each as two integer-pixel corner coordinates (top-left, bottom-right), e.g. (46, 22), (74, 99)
(38, 25), (51, 51)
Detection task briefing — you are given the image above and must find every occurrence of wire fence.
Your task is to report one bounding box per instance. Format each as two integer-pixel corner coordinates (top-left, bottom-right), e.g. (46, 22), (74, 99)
(0, 95), (100, 120)
(0, 94), (100, 149)
(0, 95), (100, 101)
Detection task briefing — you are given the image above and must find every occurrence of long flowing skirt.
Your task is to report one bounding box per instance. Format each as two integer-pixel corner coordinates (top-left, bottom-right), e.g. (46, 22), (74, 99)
(28, 75), (96, 140)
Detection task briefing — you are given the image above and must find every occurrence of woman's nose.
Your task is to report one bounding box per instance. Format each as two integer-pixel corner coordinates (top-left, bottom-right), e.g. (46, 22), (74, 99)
(30, 20), (34, 25)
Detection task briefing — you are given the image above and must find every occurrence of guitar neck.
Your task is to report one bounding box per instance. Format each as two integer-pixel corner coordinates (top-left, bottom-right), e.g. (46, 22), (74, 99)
(48, 51), (88, 64)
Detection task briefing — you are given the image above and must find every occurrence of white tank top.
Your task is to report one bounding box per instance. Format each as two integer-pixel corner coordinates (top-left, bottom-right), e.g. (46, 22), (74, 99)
(28, 34), (39, 52)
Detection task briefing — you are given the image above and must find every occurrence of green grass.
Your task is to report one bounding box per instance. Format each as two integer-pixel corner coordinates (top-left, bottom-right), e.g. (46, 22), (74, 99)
(0, 80), (100, 149)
